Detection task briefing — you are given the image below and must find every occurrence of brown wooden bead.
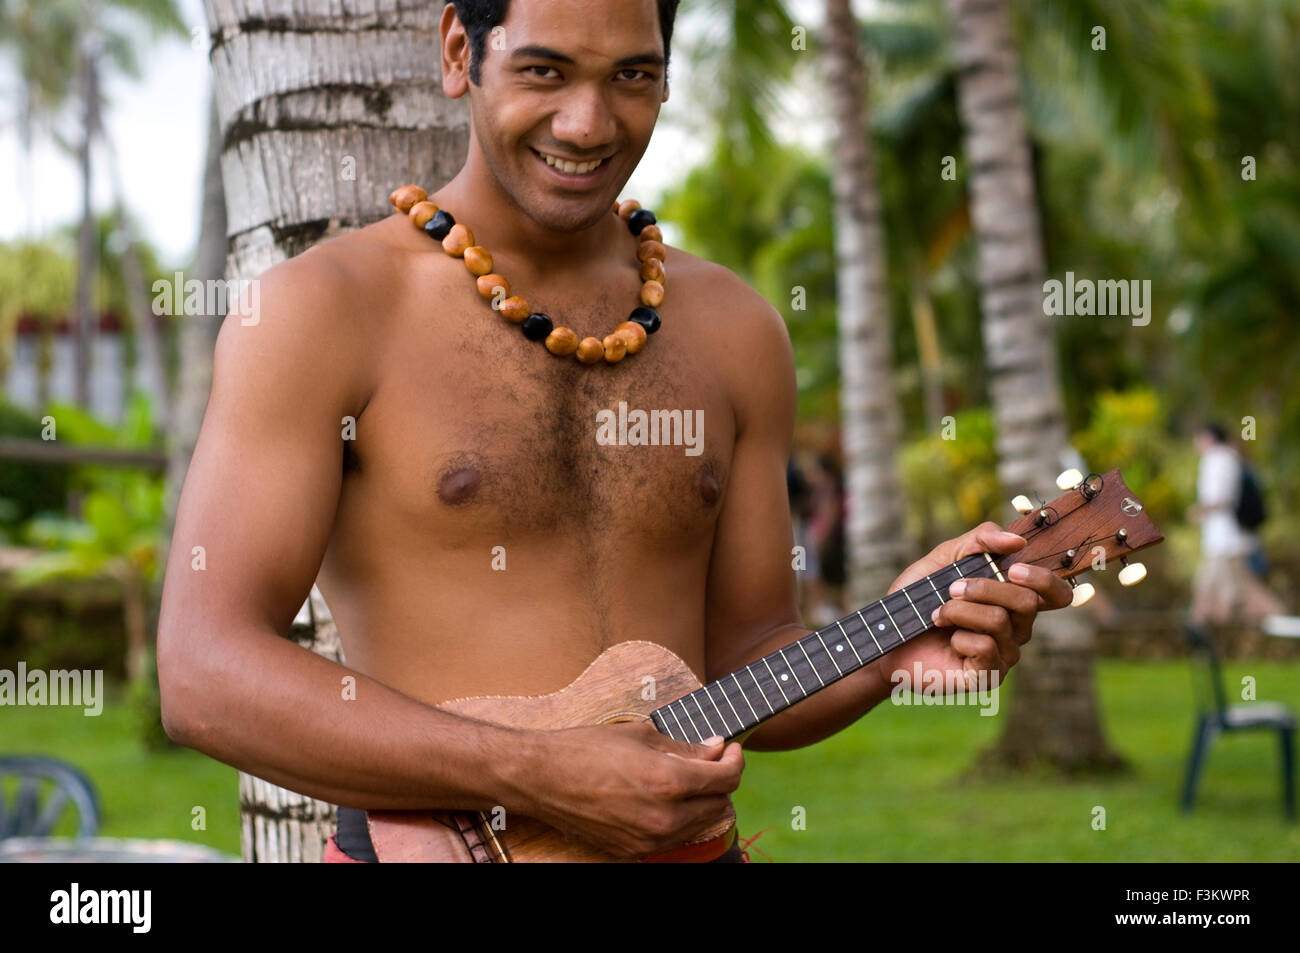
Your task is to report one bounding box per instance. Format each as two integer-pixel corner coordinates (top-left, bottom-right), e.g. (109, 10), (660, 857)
(602, 333), (628, 363)
(637, 240), (666, 263)
(408, 201), (439, 227)
(464, 246), (493, 276)
(499, 296), (530, 322)
(442, 223), (474, 257)
(545, 326), (580, 356)
(390, 185), (426, 213)
(618, 199), (642, 220)
(638, 224), (663, 244)
(615, 321), (647, 354)
(576, 336), (605, 364)
(640, 279), (665, 308)
(476, 274), (509, 299)
(640, 257), (665, 283)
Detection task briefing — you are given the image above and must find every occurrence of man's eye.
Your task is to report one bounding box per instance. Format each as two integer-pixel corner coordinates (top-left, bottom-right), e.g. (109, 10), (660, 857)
(526, 66), (559, 79)
(617, 69), (651, 81)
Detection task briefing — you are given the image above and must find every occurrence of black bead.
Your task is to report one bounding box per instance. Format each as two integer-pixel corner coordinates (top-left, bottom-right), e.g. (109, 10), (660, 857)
(521, 312), (554, 341)
(629, 306), (661, 334)
(424, 210), (455, 241)
(627, 208), (657, 236)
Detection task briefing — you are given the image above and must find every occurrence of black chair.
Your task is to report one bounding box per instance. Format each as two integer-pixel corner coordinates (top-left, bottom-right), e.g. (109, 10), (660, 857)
(1181, 622), (1296, 820)
(0, 756), (101, 839)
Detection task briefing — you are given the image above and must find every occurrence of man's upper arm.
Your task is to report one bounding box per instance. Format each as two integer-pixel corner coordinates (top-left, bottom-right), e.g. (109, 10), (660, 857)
(158, 253), (372, 670)
(703, 285), (803, 680)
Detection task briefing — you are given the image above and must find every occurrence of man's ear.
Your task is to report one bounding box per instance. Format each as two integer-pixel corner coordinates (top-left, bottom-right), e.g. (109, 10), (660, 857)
(662, 79), (670, 104)
(441, 2), (471, 98)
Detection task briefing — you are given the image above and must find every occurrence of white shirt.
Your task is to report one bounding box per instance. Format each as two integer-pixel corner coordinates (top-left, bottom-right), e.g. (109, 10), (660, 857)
(1197, 445), (1251, 558)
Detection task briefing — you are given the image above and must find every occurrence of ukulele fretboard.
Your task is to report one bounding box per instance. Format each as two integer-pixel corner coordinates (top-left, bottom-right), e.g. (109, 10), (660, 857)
(649, 552), (1005, 743)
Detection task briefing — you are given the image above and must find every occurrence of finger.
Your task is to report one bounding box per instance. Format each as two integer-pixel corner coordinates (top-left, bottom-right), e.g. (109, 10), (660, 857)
(967, 522), (1026, 558)
(648, 724), (727, 760)
(939, 600), (1019, 664)
(669, 743), (745, 797)
(948, 630), (1005, 672)
(675, 794), (737, 844)
(1006, 562), (1074, 610)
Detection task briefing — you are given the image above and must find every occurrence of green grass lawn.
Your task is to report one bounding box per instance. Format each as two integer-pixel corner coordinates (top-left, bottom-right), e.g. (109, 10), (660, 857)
(4, 660), (1298, 861)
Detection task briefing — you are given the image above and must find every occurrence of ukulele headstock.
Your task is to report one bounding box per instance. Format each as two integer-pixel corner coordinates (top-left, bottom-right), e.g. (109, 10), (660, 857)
(999, 469), (1164, 605)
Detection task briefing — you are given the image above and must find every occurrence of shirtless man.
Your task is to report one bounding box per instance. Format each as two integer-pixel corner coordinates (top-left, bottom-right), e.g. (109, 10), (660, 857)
(156, 0), (1073, 862)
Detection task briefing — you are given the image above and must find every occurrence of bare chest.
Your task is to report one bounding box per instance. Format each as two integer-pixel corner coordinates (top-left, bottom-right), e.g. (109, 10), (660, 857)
(344, 283), (736, 550)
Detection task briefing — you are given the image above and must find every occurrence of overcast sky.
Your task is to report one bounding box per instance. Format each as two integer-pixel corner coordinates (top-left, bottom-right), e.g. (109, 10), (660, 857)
(0, 0), (831, 265)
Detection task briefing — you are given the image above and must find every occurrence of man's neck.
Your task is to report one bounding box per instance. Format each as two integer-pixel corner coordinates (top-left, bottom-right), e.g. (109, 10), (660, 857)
(430, 152), (624, 279)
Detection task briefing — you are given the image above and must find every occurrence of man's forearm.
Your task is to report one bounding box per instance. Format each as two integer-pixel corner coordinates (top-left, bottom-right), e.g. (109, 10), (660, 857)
(159, 623), (545, 814)
(722, 623), (894, 751)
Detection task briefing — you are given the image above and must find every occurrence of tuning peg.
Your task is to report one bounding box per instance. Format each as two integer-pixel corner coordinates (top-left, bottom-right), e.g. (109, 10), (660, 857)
(1118, 561), (1147, 587)
(1070, 581), (1096, 608)
(1011, 495), (1035, 515)
(1056, 468), (1084, 491)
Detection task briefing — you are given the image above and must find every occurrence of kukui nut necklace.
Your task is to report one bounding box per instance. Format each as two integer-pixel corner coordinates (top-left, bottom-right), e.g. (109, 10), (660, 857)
(389, 184), (665, 365)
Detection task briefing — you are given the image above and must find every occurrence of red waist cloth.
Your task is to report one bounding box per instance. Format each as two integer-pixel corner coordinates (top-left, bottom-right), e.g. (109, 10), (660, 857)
(324, 830), (754, 863)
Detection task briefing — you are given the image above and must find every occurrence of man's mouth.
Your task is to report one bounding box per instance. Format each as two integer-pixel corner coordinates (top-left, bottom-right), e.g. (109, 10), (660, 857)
(531, 147), (612, 180)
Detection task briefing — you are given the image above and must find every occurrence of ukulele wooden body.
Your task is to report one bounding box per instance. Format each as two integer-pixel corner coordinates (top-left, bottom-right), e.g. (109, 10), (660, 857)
(366, 640), (738, 862)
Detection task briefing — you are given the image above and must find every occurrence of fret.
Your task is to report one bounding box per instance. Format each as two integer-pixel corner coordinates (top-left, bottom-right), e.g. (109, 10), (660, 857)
(732, 672), (761, 723)
(900, 586), (928, 628)
(713, 680), (747, 733)
(762, 657), (791, 705)
(699, 684), (733, 736)
(832, 619), (866, 665)
(856, 609), (884, 653)
(776, 648), (808, 697)
(674, 699), (704, 742)
(907, 578), (945, 624)
(665, 705), (688, 742)
(881, 591), (920, 640)
(795, 641), (826, 687)
(813, 630), (844, 676)
(689, 693), (719, 738)
(983, 551), (1007, 582)
(747, 666), (777, 713)
(882, 600), (907, 642)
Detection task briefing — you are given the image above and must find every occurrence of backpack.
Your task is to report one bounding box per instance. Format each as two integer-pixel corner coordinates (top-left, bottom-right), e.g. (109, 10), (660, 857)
(1235, 463), (1267, 531)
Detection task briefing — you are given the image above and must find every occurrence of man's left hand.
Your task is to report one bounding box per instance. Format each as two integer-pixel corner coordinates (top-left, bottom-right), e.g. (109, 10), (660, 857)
(869, 521), (1075, 696)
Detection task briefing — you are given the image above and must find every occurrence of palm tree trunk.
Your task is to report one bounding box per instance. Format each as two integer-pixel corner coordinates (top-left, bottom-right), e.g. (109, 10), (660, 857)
(946, 0), (1123, 773)
(74, 14), (101, 410)
(203, 0), (469, 861)
(824, 0), (910, 605)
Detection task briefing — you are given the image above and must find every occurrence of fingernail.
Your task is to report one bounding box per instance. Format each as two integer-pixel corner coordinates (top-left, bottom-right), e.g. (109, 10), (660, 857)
(1000, 531), (1023, 542)
(931, 607), (941, 624)
(702, 736), (723, 745)
(949, 580), (967, 597)
(1009, 564), (1030, 581)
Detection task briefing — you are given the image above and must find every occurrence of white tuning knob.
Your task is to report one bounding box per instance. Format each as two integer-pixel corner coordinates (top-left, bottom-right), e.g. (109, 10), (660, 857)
(1118, 562), (1147, 587)
(1070, 582), (1096, 607)
(1056, 468), (1084, 491)
(1011, 495), (1034, 515)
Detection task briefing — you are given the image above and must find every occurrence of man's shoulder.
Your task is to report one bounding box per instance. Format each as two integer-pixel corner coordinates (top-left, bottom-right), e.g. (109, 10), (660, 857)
(663, 245), (790, 347)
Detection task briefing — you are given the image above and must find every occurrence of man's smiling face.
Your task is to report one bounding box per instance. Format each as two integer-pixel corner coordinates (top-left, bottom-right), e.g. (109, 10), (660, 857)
(449, 0), (670, 232)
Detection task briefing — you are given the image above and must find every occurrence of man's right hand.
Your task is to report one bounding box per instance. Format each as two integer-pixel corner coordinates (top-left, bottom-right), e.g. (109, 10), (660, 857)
(507, 720), (744, 859)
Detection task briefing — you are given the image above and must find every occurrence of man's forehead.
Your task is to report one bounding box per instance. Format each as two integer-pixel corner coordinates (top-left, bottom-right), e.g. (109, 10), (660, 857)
(498, 0), (665, 61)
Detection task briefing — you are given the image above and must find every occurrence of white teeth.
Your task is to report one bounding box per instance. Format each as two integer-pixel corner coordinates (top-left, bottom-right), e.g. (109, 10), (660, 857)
(541, 152), (601, 175)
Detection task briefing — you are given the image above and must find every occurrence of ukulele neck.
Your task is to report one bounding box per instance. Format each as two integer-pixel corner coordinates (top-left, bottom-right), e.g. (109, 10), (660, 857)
(649, 552), (1007, 744)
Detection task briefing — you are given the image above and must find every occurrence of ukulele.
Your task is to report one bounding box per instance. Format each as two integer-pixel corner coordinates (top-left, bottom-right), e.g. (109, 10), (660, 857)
(366, 468), (1163, 862)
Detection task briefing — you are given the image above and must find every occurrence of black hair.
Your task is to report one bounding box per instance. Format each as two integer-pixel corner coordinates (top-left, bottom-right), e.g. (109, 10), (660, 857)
(446, 0), (681, 86)
(1200, 421), (1228, 444)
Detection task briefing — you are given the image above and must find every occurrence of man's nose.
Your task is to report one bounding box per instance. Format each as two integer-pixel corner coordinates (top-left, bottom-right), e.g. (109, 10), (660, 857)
(550, 85), (616, 153)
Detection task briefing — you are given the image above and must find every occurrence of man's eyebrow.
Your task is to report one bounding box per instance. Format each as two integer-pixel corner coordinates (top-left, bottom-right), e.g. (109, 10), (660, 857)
(511, 44), (665, 68)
